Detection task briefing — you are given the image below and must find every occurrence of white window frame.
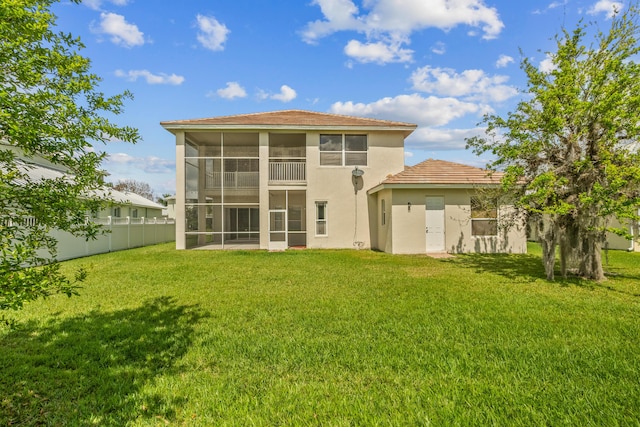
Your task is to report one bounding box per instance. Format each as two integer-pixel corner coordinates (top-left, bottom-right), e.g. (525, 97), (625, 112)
(315, 201), (328, 236)
(471, 197), (498, 237)
(319, 134), (367, 166)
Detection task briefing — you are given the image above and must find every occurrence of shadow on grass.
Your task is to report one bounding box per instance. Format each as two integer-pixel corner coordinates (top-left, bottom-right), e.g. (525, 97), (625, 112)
(445, 252), (550, 283)
(0, 296), (207, 426)
(447, 252), (640, 296)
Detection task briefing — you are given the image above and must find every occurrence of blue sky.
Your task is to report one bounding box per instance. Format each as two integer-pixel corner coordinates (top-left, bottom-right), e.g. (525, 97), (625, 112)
(51, 0), (624, 196)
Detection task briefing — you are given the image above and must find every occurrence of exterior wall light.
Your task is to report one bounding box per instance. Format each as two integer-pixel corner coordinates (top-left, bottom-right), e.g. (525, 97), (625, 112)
(408, 201), (412, 212)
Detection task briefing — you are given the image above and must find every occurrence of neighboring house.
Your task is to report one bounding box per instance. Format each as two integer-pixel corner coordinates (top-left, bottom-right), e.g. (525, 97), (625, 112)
(161, 109), (526, 254)
(2, 142), (175, 260)
(163, 196), (177, 219)
(604, 216), (640, 251)
(102, 189), (165, 221)
(528, 215), (640, 252)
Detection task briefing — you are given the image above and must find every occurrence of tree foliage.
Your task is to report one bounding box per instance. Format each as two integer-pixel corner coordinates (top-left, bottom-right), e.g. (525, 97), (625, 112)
(467, 5), (640, 281)
(112, 179), (155, 202)
(0, 0), (139, 318)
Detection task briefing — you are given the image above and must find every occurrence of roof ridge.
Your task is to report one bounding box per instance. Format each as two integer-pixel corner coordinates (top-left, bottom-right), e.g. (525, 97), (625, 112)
(160, 109), (417, 127)
(381, 158), (502, 185)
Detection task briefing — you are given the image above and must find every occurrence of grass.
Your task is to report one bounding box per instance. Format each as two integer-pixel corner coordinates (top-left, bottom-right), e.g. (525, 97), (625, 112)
(1, 243), (639, 426)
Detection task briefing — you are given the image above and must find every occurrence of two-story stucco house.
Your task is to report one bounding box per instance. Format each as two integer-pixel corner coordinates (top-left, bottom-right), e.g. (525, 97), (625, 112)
(161, 110), (526, 254)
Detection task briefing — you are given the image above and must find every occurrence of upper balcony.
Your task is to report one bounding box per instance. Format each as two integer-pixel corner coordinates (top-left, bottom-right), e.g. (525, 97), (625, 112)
(269, 133), (306, 185)
(269, 158), (306, 185)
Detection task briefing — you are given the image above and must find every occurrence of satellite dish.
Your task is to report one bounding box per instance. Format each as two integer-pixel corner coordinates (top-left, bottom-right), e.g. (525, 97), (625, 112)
(352, 167), (364, 177)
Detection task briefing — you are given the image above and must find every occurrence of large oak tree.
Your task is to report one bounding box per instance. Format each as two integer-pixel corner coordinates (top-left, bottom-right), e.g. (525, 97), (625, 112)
(0, 0), (139, 318)
(467, 5), (640, 281)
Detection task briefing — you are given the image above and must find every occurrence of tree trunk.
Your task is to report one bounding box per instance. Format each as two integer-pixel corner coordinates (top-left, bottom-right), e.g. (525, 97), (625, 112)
(578, 236), (605, 281)
(559, 235), (569, 278)
(540, 227), (556, 281)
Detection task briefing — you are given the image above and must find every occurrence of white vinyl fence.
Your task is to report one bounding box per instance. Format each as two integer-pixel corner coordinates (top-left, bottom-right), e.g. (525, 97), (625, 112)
(51, 216), (176, 261)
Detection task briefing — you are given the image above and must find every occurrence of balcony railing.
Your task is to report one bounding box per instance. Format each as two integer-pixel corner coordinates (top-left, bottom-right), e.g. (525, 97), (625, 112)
(206, 172), (259, 189)
(269, 159), (306, 183)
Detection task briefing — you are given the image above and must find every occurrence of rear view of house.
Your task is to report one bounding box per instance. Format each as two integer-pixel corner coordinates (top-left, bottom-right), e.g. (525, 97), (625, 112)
(161, 110), (526, 254)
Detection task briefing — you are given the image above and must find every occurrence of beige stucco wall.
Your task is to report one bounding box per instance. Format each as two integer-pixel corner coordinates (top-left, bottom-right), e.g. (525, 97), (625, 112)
(305, 131), (405, 249)
(376, 188), (527, 254)
(171, 128), (407, 250)
(374, 189), (393, 253)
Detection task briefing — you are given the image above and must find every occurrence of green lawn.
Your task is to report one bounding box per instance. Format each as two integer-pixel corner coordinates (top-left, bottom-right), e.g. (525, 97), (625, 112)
(1, 243), (639, 426)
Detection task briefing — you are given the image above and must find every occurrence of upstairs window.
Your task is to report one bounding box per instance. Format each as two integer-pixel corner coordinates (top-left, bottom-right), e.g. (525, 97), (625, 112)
(320, 134), (367, 166)
(471, 197), (498, 236)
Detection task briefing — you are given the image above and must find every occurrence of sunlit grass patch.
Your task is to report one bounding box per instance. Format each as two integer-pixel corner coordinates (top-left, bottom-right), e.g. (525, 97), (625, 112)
(1, 243), (639, 425)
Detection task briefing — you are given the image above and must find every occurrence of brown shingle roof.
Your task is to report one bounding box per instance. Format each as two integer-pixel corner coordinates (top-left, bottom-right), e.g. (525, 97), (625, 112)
(160, 109), (417, 130)
(381, 159), (503, 185)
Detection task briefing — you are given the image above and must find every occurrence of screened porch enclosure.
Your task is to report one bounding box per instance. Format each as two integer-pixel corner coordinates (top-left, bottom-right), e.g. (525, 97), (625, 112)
(268, 190), (307, 249)
(184, 132), (260, 249)
(269, 133), (306, 184)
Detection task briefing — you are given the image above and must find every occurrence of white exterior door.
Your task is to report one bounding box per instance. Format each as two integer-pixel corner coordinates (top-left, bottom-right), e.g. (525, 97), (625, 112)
(268, 209), (287, 250)
(425, 196), (445, 253)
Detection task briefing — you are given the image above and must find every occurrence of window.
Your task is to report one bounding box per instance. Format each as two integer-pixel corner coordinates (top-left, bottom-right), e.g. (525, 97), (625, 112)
(320, 134), (367, 166)
(381, 199), (386, 226)
(113, 207), (121, 218)
(131, 208), (138, 218)
(316, 201), (327, 236)
(471, 197), (498, 236)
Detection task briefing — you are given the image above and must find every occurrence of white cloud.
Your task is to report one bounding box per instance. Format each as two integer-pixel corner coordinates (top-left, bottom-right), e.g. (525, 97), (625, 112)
(301, 0), (364, 43)
(106, 153), (175, 174)
(215, 82), (247, 99)
(302, 0), (504, 63)
(410, 66), (518, 103)
(271, 85), (297, 102)
(431, 41), (446, 55)
(587, 0), (624, 17)
(407, 127), (487, 150)
(330, 93), (486, 127)
(539, 53), (556, 73)
(196, 15), (230, 51)
(534, 0), (569, 14)
(115, 69), (185, 85)
(83, 0), (128, 10)
(496, 54), (514, 68)
(329, 91), (500, 150)
(344, 38), (413, 64)
(548, 0), (568, 9)
(95, 12), (144, 47)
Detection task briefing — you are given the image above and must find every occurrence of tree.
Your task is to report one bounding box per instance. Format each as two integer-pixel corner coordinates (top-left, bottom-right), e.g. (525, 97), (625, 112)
(0, 0), (139, 319)
(112, 179), (155, 201)
(156, 193), (174, 206)
(466, 5), (640, 281)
